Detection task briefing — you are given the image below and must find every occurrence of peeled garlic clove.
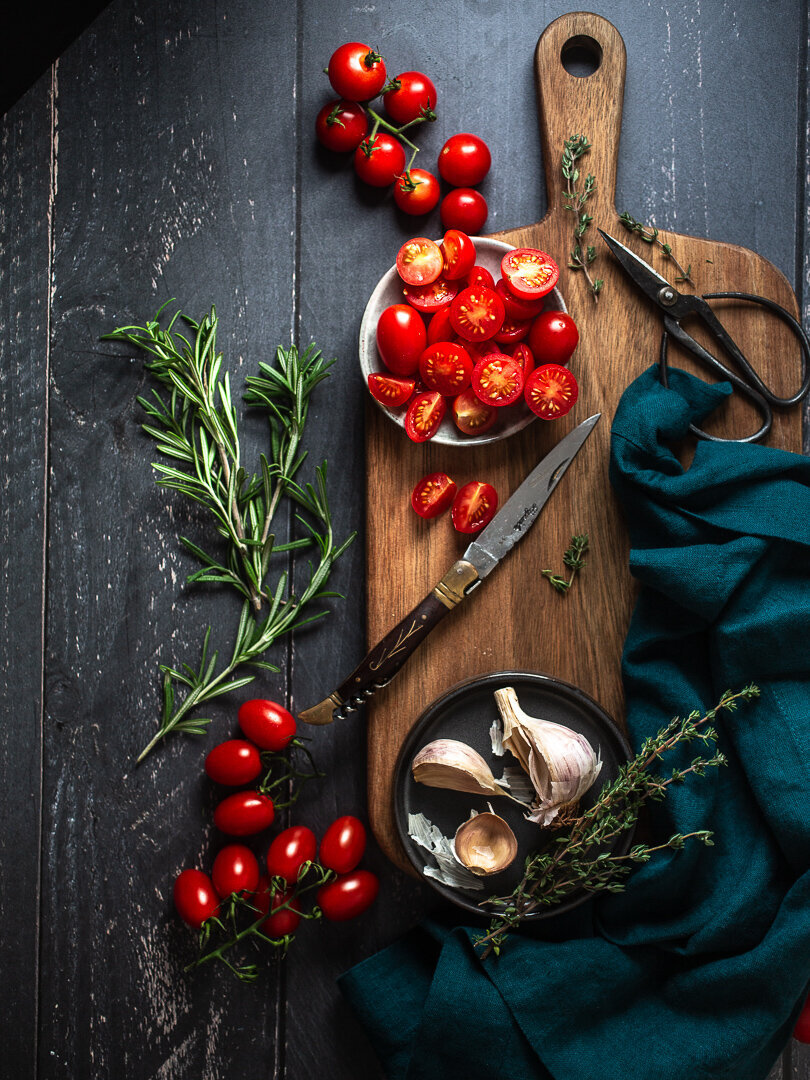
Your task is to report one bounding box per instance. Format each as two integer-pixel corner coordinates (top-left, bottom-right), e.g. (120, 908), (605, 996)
(494, 686), (602, 825)
(453, 811), (518, 876)
(412, 738), (505, 797)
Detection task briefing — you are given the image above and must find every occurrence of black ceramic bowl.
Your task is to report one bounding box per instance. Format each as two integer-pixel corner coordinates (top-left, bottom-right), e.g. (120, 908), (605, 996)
(394, 671), (632, 920)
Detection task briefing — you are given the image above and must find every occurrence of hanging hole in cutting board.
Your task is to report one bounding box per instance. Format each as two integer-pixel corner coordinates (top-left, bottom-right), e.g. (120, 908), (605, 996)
(560, 35), (602, 78)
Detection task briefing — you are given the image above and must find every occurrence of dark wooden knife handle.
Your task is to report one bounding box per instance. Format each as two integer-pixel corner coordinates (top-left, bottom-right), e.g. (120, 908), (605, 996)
(298, 560), (479, 725)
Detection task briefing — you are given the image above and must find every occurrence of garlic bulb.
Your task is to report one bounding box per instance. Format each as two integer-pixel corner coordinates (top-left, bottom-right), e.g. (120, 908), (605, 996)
(494, 686), (602, 825)
(453, 811), (518, 875)
(412, 738), (506, 797)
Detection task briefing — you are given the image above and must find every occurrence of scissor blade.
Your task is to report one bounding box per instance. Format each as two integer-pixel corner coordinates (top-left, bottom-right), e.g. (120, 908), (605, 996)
(463, 413), (600, 579)
(598, 229), (675, 304)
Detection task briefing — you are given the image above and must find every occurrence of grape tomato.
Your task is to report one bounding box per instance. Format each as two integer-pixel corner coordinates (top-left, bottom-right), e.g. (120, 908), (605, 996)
(319, 815), (368, 873)
(402, 276), (459, 313)
(404, 391), (447, 442)
(174, 869), (220, 929)
(411, 472), (457, 519)
(440, 229), (476, 281)
(266, 825), (317, 884)
(426, 305), (454, 345)
(501, 249), (559, 301)
(214, 791), (275, 836)
(318, 870), (380, 922)
(367, 373), (415, 408)
(419, 341), (473, 395)
(452, 389), (497, 436)
(524, 364), (579, 419)
(205, 739), (262, 786)
(376, 304), (426, 375)
(472, 354), (524, 407)
(212, 844), (260, 898)
(450, 285), (505, 342)
(238, 699), (296, 751)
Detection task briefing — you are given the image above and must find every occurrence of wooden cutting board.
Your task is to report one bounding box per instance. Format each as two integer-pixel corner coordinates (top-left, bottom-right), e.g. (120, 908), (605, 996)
(365, 11), (803, 873)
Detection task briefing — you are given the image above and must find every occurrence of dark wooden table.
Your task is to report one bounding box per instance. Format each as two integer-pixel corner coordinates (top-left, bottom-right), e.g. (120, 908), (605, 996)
(2, 1), (808, 1077)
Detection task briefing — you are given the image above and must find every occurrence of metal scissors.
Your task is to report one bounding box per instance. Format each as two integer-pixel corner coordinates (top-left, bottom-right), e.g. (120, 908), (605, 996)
(598, 229), (810, 443)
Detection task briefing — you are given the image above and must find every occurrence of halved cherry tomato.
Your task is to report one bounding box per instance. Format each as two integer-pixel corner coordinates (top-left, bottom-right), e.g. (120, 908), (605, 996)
(494, 278), (546, 321)
(452, 389), (497, 436)
(405, 391), (446, 442)
(528, 311), (579, 365)
(494, 316), (531, 344)
(354, 133), (406, 187)
(451, 481), (498, 534)
(212, 844), (260, 898)
(501, 249), (559, 301)
(472, 354), (524, 407)
(440, 188), (488, 233)
(396, 237), (442, 286)
(319, 815), (368, 874)
(318, 870), (380, 922)
(383, 71), (437, 124)
(440, 229), (476, 281)
(394, 169), (441, 215)
(253, 875), (301, 937)
(214, 791), (275, 836)
(525, 363), (579, 419)
(266, 825), (317, 884)
(426, 305), (454, 344)
(327, 42), (386, 101)
(367, 373), (415, 408)
(376, 304), (426, 375)
(419, 341), (473, 395)
(467, 265), (495, 290)
(450, 285), (505, 341)
(510, 343), (535, 379)
(205, 739), (262, 786)
(411, 472), (457, 518)
(438, 133), (492, 186)
(403, 275), (459, 313)
(239, 699), (296, 751)
(174, 869), (220, 928)
(315, 99), (369, 153)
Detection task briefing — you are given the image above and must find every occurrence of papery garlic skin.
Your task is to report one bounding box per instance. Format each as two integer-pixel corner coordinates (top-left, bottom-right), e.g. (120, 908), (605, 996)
(453, 810), (518, 876)
(412, 738), (505, 797)
(494, 687), (602, 825)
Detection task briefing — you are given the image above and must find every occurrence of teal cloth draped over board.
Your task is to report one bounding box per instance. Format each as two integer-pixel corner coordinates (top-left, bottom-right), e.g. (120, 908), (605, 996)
(339, 367), (810, 1080)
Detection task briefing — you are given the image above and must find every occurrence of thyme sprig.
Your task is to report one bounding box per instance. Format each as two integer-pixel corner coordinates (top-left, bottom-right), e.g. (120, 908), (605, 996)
(562, 135), (603, 300)
(542, 533), (589, 594)
(618, 212), (693, 284)
(475, 685), (760, 958)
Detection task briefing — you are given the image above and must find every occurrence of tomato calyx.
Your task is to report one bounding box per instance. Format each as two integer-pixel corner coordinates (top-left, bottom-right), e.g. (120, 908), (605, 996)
(363, 47), (384, 68)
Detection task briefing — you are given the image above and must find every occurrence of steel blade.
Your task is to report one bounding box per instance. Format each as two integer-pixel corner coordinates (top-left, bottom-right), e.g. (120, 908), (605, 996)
(463, 413), (600, 578)
(597, 229), (675, 303)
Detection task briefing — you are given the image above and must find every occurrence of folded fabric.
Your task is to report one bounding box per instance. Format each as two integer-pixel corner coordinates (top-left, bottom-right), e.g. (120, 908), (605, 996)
(340, 367), (810, 1080)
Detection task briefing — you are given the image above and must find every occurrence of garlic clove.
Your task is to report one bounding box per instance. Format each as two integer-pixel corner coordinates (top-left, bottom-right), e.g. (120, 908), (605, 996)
(453, 811), (518, 876)
(412, 738), (505, 797)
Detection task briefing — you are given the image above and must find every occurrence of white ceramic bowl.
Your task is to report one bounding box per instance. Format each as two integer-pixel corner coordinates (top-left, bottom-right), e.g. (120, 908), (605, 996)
(358, 237), (567, 446)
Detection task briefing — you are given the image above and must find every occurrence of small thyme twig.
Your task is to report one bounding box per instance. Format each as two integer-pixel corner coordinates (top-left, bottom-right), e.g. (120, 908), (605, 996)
(542, 533), (589, 594)
(618, 212), (693, 284)
(562, 135), (603, 300)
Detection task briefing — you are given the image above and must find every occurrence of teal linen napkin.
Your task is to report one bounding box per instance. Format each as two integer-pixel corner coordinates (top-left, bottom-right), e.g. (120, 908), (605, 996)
(340, 367), (810, 1080)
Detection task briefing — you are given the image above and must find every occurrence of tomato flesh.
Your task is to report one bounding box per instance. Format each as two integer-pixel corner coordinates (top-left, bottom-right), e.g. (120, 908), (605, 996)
(440, 229), (476, 281)
(266, 825), (317, 884)
(405, 391), (447, 442)
(213, 791), (275, 836)
(238, 699), (296, 751)
(318, 870), (380, 922)
(450, 285), (505, 342)
(205, 739), (262, 786)
(501, 249), (560, 301)
(402, 275), (459, 313)
(394, 170), (441, 216)
(451, 481), (498, 534)
(212, 844), (260, 899)
(367, 373), (415, 408)
(452, 389), (497, 436)
(396, 237), (442, 286)
(467, 265), (495, 290)
(510, 343), (535, 379)
(419, 342), (473, 395)
(376, 304), (426, 375)
(528, 311), (579, 365)
(524, 363), (579, 419)
(472, 354), (524, 407)
(319, 815), (368, 874)
(174, 869), (220, 929)
(411, 472), (457, 519)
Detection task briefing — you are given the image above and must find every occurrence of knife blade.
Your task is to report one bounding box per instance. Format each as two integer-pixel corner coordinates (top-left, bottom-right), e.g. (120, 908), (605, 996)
(298, 413), (600, 725)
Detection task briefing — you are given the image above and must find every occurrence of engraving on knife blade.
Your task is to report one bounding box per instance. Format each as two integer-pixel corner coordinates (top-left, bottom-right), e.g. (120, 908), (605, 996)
(513, 503), (538, 532)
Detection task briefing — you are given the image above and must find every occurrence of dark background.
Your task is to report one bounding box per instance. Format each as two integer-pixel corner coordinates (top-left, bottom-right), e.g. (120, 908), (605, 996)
(1, 1), (808, 1077)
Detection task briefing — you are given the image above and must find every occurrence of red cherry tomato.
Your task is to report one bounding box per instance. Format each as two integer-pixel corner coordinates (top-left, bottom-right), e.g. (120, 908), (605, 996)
(411, 472), (458, 519)
(367, 373), (415, 408)
(266, 825), (317, 884)
(440, 230), (476, 281)
(319, 815), (368, 874)
(450, 285), (505, 342)
(327, 42), (386, 101)
(524, 364), (579, 419)
(426, 305), (454, 344)
(253, 875), (301, 937)
(318, 869), (379, 922)
(451, 481), (498, 534)
(472, 354), (525, 407)
(451, 389), (497, 436)
(404, 391), (446, 442)
(174, 869), (220, 928)
(419, 341), (473, 395)
(376, 304), (426, 375)
(402, 275), (459, 313)
(440, 188), (488, 233)
(793, 995), (810, 1042)
(396, 237), (442, 286)
(315, 99), (368, 153)
(212, 844), (260, 898)
(354, 133), (406, 187)
(494, 316), (531, 344)
(510, 343), (535, 379)
(214, 791), (275, 836)
(494, 278), (546, 321)
(528, 311), (580, 365)
(394, 169), (441, 215)
(466, 264), (495, 290)
(205, 739), (262, 786)
(238, 699), (296, 751)
(501, 249), (559, 301)
(384, 71), (437, 123)
(438, 133), (492, 186)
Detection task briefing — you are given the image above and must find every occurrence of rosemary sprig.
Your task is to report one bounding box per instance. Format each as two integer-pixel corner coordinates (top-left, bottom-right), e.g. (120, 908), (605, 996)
(618, 212), (693, 284)
(562, 135), (603, 300)
(542, 533), (589, 594)
(474, 685), (760, 957)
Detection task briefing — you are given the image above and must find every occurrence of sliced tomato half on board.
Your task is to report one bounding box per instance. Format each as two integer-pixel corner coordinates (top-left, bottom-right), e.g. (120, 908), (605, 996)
(411, 472), (458, 518)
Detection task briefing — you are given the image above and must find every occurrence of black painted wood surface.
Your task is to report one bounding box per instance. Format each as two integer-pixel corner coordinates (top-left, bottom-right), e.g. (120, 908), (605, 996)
(0, 1), (807, 1077)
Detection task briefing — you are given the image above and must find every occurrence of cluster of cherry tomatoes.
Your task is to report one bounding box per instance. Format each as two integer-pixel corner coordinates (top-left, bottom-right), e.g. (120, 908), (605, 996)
(173, 698), (379, 965)
(315, 42), (491, 225)
(370, 231), (580, 442)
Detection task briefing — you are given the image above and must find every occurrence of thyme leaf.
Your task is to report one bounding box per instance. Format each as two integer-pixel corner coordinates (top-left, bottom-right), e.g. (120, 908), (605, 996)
(542, 533), (589, 594)
(563, 135), (601, 300)
(618, 212), (694, 284)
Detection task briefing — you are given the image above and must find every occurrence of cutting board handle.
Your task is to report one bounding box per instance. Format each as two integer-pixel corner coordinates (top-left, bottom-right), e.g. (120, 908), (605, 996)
(536, 12), (626, 217)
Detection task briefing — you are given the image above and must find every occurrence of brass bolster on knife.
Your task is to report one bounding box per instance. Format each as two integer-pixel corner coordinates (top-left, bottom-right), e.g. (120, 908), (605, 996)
(298, 692), (342, 726)
(431, 560), (480, 610)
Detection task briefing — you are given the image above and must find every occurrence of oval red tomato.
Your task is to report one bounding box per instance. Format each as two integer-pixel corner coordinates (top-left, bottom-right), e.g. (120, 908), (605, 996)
(440, 188), (488, 234)
(396, 237), (442, 286)
(450, 285), (505, 342)
(205, 739), (262, 786)
(212, 844), (260, 898)
(327, 42), (386, 101)
(419, 341), (473, 395)
(452, 389), (497, 436)
(315, 99), (368, 153)
(402, 275), (459, 313)
(394, 169), (441, 215)
(451, 481), (498, 534)
(494, 278), (546, 321)
(213, 791), (275, 836)
(438, 133), (492, 186)
(376, 304), (426, 375)
(318, 869), (380, 922)
(266, 825), (317, 884)
(528, 311), (579, 365)
(238, 699), (296, 751)
(319, 815), (368, 873)
(501, 249), (559, 301)
(426, 305), (454, 344)
(174, 869), (220, 928)
(384, 71), (437, 123)
(524, 364), (579, 419)
(367, 373), (415, 408)
(467, 265), (495, 290)
(354, 133), (406, 187)
(253, 875), (301, 937)
(440, 230), (476, 281)
(404, 391), (446, 442)
(411, 472), (457, 519)
(494, 316), (531, 344)
(472, 354), (524, 407)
